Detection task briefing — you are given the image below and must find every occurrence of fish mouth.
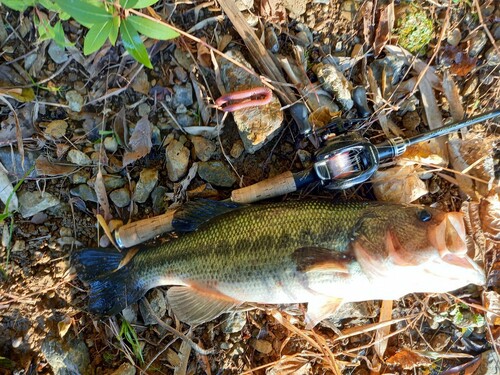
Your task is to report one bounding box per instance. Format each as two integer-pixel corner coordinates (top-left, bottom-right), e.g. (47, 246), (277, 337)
(428, 212), (485, 285)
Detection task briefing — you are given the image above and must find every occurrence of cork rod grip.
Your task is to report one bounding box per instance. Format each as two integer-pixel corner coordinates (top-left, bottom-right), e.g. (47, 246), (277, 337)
(115, 210), (176, 248)
(230, 171), (297, 203)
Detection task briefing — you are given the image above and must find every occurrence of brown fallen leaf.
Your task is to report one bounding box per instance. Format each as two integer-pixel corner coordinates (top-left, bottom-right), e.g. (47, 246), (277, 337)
(122, 116), (153, 167)
(374, 1), (395, 56)
(386, 349), (432, 369)
(113, 107), (128, 148)
(259, 0), (287, 24)
(35, 155), (78, 176)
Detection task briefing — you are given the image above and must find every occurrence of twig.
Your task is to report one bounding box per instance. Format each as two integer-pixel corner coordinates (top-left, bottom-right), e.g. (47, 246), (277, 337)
(473, 0), (500, 57)
(142, 298), (215, 356)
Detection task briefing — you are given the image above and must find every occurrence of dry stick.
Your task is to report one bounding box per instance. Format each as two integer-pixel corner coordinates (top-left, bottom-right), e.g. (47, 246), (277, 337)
(141, 298), (215, 356)
(473, 0), (500, 57)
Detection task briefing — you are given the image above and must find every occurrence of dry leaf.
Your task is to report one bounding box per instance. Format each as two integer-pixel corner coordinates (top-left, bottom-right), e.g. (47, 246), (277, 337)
(374, 1), (395, 56)
(58, 316), (73, 338)
(442, 71), (464, 122)
(113, 107), (128, 148)
(267, 356), (312, 375)
(0, 167), (18, 212)
(260, 0), (287, 24)
(95, 169), (111, 221)
(359, 1), (374, 45)
(374, 300), (393, 358)
(372, 165), (428, 203)
(197, 37), (212, 68)
(308, 107), (341, 128)
(122, 116), (153, 167)
(35, 155), (77, 176)
(386, 349), (432, 369)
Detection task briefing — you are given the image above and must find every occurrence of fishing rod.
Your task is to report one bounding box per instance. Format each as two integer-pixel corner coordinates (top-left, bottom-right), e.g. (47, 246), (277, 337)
(115, 109), (500, 248)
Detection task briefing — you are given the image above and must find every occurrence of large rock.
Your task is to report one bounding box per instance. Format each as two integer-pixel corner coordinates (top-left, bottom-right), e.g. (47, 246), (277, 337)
(166, 139), (190, 182)
(18, 190), (60, 218)
(41, 335), (90, 375)
(217, 50), (283, 154)
(198, 161), (237, 187)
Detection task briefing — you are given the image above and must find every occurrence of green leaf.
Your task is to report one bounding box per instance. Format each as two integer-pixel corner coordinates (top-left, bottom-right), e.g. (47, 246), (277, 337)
(130, 0), (158, 9)
(126, 15), (179, 40)
(84, 20), (113, 55)
(53, 0), (112, 26)
(53, 21), (74, 47)
(0, 0), (36, 12)
(120, 0), (139, 8)
(109, 16), (120, 45)
(120, 18), (152, 68)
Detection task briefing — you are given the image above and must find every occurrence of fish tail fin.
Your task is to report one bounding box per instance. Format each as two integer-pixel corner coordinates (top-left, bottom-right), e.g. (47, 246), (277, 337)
(72, 248), (147, 316)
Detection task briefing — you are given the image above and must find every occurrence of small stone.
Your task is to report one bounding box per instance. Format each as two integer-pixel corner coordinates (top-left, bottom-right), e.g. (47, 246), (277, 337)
(462, 76), (478, 97)
(104, 136), (118, 153)
(131, 69), (150, 95)
(67, 149), (92, 166)
(230, 140), (245, 159)
(222, 312), (247, 333)
(12, 337), (22, 348)
(282, 0), (307, 17)
(122, 305), (138, 324)
(151, 186), (168, 215)
(172, 83), (193, 107)
(250, 339), (273, 354)
(137, 103), (151, 118)
(133, 168), (158, 204)
(243, 12), (259, 27)
(12, 240), (25, 253)
(198, 161), (237, 187)
(18, 191), (60, 218)
(139, 289), (167, 325)
(109, 188), (131, 208)
(176, 114), (194, 128)
(111, 363), (136, 375)
(430, 333), (450, 351)
(48, 41), (69, 64)
(70, 184), (98, 203)
(173, 66), (188, 82)
(191, 136), (216, 162)
(469, 30), (487, 57)
(71, 171), (90, 184)
(447, 28), (461, 47)
(41, 335), (90, 375)
(297, 149), (312, 168)
(313, 63), (353, 111)
(485, 46), (500, 66)
(341, 0), (356, 21)
(60, 227), (72, 237)
(65, 90), (84, 112)
(265, 27), (279, 53)
(402, 111), (421, 131)
(166, 139), (190, 182)
(228, 343), (245, 357)
(44, 120), (68, 139)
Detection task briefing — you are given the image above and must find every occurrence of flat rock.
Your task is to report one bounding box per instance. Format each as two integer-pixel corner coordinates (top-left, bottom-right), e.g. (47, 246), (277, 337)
(133, 168), (158, 204)
(222, 312), (247, 333)
(41, 335), (90, 375)
(67, 149), (91, 166)
(109, 188), (131, 208)
(139, 289), (167, 325)
(48, 41), (69, 64)
(151, 186), (168, 214)
(250, 339), (273, 354)
(282, 0), (307, 18)
(198, 161), (237, 187)
(191, 136), (216, 162)
(18, 190), (60, 218)
(166, 139), (190, 182)
(217, 50), (283, 154)
(65, 90), (84, 112)
(70, 184), (97, 203)
(172, 83), (193, 107)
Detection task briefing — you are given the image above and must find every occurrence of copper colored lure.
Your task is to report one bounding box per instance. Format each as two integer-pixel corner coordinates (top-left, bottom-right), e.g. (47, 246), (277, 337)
(215, 87), (273, 112)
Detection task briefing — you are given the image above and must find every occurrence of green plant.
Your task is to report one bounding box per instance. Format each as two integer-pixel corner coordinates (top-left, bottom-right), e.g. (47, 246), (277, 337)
(119, 318), (144, 364)
(0, 0), (179, 68)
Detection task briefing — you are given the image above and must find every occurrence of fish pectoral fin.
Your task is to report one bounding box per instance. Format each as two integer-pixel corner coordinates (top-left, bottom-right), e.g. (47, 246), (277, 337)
(292, 247), (352, 274)
(166, 285), (240, 326)
(305, 297), (343, 330)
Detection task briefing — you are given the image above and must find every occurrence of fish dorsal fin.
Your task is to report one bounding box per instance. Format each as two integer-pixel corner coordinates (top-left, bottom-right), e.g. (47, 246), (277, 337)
(166, 285), (240, 325)
(305, 297), (343, 329)
(292, 247), (352, 274)
(172, 199), (243, 232)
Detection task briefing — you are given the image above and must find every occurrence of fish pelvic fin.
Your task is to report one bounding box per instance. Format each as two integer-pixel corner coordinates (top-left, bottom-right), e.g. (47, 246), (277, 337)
(72, 247), (146, 316)
(305, 297), (343, 330)
(166, 285), (240, 326)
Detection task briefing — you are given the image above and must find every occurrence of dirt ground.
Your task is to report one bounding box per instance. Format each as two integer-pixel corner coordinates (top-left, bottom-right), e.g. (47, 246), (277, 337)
(0, 0), (499, 374)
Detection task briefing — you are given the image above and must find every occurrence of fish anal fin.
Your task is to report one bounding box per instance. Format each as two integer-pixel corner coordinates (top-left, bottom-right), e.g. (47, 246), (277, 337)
(293, 247), (352, 274)
(305, 297), (343, 329)
(166, 285), (240, 326)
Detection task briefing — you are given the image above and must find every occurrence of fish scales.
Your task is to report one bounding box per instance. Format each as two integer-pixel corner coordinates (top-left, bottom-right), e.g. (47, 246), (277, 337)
(72, 199), (485, 328)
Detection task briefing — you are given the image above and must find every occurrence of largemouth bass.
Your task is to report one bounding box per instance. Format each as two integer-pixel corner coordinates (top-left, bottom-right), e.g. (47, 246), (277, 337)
(72, 200), (485, 328)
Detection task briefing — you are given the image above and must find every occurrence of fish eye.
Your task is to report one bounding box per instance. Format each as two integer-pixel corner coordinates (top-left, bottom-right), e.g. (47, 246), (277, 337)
(417, 209), (432, 222)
